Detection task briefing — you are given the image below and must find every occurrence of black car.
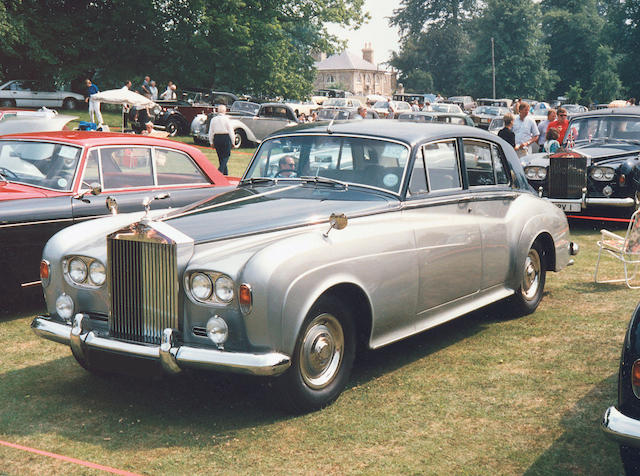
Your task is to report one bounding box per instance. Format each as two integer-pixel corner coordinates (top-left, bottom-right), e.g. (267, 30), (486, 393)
(603, 302), (640, 474)
(521, 107), (640, 216)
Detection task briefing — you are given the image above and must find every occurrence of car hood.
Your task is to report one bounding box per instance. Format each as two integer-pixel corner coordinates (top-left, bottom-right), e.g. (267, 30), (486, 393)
(0, 181), (62, 200)
(522, 142), (640, 167)
(162, 183), (399, 244)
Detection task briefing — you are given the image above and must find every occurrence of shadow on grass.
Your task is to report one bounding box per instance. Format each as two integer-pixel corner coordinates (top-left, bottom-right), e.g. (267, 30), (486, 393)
(523, 372), (623, 476)
(0, 303), (506, 450)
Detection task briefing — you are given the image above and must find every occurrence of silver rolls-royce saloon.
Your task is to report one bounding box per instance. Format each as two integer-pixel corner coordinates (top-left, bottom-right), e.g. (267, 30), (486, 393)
(32, 121), (578, 412)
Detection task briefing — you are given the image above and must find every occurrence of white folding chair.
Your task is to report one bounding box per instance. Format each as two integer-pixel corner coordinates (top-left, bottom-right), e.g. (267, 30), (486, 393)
(594, 209), (640, 288)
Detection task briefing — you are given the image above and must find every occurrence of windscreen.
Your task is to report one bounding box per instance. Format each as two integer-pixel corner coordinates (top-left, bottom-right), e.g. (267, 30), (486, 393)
(0, 140), (82, 190)
(244, 135), (410, 194)
(567, 115), (640, 144)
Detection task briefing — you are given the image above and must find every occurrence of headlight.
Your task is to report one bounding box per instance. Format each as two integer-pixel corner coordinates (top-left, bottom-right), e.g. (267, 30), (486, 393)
(214, 275), (235, 302)
(191, 273), (213, 300)
(68, 258), (88, 284)
(56, 293), (74, 321)
(89, 261), (106, 286)
(590, 167), (615, 181)
(525, 166), (547, 180)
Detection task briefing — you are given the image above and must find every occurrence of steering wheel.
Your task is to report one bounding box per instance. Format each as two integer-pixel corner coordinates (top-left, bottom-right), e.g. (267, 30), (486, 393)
(0, 167), (18, 180)
(275, 170), (299, 178)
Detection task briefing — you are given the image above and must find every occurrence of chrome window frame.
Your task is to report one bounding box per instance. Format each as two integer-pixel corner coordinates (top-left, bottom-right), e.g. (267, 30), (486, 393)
(422, 138), (462, 193)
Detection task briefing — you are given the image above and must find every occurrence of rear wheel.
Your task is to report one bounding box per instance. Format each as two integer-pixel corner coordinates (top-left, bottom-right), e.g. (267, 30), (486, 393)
(62, 97), (77, 110)
(509, 240), (546, 315)
(621, 445), (640, 475)
(274, 295), (355, 413)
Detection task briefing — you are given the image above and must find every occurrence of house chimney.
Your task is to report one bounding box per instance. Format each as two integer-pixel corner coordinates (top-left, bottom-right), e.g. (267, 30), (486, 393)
(362, 42), (374, 64)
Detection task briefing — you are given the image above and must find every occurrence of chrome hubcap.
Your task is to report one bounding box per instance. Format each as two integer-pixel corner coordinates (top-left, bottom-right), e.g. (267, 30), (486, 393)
(522, 249), (541, 301)
(299, 313), (344, 389)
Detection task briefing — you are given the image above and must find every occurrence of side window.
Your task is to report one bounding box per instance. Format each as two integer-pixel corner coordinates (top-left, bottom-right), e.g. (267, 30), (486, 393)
(463, 140), (495, 187)
(424, 140), (461, 191)
(100, 147), (153, 189)
(408, 150), (428, 197)
(83, 149), (101, 186)
(491, 144), (509, 184)
(155, 148), (210, 185)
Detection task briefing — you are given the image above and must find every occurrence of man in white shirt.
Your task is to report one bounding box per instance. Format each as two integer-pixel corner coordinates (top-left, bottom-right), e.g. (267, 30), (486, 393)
(513, 102), (539, 157)
(208, 105), (235, 175)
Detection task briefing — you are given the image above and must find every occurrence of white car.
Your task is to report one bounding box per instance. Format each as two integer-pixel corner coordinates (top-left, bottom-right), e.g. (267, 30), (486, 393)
(0, 80), (84, 109)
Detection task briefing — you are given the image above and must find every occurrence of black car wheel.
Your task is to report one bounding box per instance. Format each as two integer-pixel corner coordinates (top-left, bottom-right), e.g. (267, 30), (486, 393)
(509, 240), (546, 315)
(62, 98), (77, 110)
(166, 118), (181, 137)
(274, 295), (355, 413)
(233, 129), (245, 149)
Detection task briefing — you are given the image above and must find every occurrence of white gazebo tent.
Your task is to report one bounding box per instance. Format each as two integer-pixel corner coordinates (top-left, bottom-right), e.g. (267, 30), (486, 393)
(90, 88), (157, 131)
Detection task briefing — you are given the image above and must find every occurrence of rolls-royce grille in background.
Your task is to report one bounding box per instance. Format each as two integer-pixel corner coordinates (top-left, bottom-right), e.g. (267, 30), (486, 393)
(108, 237), (179, 345)
(549, 156), (587, 199)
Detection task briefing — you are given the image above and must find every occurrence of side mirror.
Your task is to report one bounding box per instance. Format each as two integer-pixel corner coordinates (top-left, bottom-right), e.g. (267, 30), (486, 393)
(89, 182), (102, 196)
(323, 213), (348, 238)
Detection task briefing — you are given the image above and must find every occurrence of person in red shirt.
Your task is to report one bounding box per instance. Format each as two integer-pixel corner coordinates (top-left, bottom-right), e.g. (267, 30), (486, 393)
(547, 107), (570, 144)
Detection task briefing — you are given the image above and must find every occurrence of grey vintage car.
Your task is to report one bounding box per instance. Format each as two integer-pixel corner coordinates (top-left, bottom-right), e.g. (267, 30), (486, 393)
(32, 121), (578, 412)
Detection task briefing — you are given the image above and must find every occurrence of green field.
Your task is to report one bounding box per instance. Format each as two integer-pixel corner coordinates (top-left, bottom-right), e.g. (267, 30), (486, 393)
(0, 222), (635, 475)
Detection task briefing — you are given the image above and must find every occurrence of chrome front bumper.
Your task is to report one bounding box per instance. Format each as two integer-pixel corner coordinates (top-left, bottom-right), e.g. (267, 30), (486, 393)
(550, 197), (637, 208)
(32, 314), (291, 377)
(602, 406), (640, 448)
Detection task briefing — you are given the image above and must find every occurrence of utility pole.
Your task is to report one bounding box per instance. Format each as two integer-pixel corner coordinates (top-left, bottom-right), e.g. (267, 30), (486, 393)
(491, 37), (496, 99)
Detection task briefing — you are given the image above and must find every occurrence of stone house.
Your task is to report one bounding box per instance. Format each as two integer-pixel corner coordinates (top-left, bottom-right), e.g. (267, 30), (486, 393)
(313, 43), (397, 97)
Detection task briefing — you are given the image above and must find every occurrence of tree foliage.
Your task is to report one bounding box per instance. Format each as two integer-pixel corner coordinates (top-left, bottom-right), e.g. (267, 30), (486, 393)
(0, 0), (367, 99)
(462, 0), (555, 99)
(588, 45), (622, 104)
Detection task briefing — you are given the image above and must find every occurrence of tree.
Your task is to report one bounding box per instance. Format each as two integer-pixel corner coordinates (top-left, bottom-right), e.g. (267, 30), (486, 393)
(565, 82), (583, 104)
(540, 0), (603, 99)
(389, 1), (478, 95)
(463, 0), (556, 99)
(588, 45), (623, 104)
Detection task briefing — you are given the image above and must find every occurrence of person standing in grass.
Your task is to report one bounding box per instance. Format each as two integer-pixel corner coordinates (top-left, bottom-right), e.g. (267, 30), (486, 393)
(208, 105), (235, 175)
(84, 78), (103, 125)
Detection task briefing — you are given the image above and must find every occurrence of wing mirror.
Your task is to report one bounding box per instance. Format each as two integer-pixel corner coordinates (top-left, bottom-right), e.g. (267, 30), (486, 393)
(323, 213), (348, 238)
(73, 182), (102, 203)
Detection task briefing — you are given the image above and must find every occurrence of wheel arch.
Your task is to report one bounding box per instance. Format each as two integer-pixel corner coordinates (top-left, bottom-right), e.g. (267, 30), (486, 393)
(280, 276), (373, 356)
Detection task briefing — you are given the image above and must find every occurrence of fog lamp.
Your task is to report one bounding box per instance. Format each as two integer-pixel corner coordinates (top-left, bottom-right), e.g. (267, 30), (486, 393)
(56, 293), (74, 321)
(603, 185), (613, 197)
(206, 315), (228, 346)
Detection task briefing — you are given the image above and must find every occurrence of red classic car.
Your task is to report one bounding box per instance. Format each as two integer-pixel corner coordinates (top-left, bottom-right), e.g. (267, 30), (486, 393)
(0, 131), (234, 307)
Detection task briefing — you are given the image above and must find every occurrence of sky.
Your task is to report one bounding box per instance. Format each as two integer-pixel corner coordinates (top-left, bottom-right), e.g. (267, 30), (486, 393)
(325, 0), (403, 66)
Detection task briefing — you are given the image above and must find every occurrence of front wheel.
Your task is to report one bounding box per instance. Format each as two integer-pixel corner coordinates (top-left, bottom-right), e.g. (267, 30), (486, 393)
(166, 118), (181, 136)
(274, 296), (355, 413)
(509, 240), (546, 315)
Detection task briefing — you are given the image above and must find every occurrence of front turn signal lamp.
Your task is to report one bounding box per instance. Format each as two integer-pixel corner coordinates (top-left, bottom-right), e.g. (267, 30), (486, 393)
(40, 260), (50, 287)
(632, 359), (640, 399)
(239, 283), (253, 315)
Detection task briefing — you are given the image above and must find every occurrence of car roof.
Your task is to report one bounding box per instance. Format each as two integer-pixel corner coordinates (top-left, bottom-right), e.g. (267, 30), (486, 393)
(268, 119), (494, 146)
(568, 106), (640, 118)
(0, 130), (203, 153)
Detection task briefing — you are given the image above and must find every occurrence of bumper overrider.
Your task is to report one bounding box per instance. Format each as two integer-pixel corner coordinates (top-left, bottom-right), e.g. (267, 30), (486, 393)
(602, 406), (640, 448)
(32, 314), (291, 377)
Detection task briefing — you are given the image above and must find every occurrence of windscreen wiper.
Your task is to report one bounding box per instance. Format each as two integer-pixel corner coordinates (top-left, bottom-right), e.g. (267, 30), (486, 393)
(299, 175), (349, 189)
(239, 177), (276, 185)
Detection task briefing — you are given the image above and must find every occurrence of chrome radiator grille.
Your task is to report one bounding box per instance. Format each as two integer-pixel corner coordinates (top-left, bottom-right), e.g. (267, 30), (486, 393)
(108, 236), (179, 345)
(549, 156), (587, 199)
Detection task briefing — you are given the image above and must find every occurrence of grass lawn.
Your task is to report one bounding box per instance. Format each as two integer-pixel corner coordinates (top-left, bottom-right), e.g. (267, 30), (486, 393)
(67, 107), (254, 177)
(0, 220), (635, 475)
